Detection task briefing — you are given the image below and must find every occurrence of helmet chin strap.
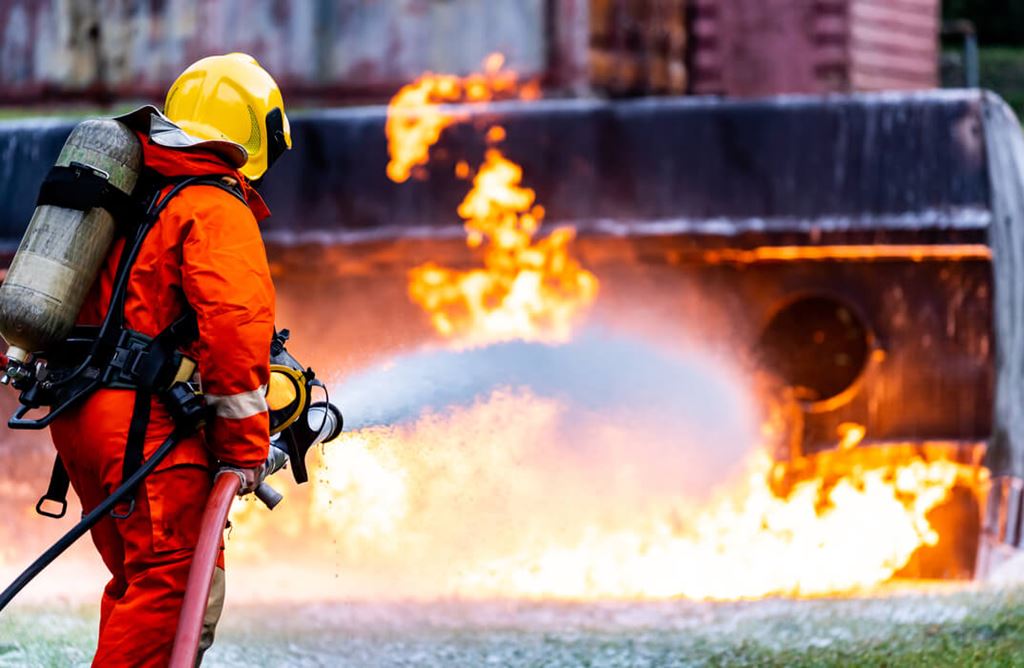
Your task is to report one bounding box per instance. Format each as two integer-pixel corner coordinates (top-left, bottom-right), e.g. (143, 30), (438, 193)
(248, 109), (289, 189)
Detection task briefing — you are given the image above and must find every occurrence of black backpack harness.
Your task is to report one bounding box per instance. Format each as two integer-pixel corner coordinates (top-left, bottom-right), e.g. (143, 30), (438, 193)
(11, 165), (248, 519)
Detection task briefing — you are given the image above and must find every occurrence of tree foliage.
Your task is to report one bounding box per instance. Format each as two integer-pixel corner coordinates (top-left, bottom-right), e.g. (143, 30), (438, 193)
(944, 0), (1024, 46)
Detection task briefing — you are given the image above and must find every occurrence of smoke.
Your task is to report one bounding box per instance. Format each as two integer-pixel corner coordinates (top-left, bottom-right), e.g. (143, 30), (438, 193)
(330, 329), (758, 499)
(220, 330), (764, 601)
(337, 330), (753, 429)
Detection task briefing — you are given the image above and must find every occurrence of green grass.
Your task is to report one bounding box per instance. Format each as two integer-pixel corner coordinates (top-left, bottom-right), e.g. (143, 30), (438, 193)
(4, 586), (1024, 667)
(0, 604), (97, 667)
(702, 595), (1024, 666)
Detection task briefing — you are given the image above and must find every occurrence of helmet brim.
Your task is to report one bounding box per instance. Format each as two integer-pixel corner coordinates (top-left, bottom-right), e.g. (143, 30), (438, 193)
(113, 105), (249, 169)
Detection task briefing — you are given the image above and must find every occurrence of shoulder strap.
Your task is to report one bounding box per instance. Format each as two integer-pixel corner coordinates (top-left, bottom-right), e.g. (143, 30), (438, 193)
(189, 176), (247, 207)
(101, 175), (222, 341)
(35, 163), (142, 226)
(35, 455), (70, 519)
(109, 389), (151, 519)
(36, 175), (223, 520)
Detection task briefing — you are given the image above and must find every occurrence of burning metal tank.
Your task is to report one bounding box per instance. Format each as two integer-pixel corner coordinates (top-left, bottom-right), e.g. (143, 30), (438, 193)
(1, 89), (1022, 586)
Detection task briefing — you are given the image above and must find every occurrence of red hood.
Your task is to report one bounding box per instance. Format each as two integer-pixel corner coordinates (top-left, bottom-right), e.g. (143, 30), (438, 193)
(136, 131), (271, 222)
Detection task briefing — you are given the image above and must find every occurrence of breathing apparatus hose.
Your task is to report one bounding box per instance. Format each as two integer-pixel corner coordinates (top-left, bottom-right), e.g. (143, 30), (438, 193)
(0, 430), (184, 613)
(168, 471), (241, 668)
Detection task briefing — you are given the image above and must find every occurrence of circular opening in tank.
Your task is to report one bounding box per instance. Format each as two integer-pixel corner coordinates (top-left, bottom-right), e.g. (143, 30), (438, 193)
(756, 294), (871, 405)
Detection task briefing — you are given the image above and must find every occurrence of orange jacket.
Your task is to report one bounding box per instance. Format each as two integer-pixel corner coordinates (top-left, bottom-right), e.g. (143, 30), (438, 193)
(76, 134), (276, 468)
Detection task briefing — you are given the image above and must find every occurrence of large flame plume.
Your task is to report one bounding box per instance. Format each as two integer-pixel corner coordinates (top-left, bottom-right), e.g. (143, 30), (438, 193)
(386, 52), (520, 183)
(387, 54), (597, 347)
(229, 385), (981, 601)
(225, 57), (986, 603)
(454, 453), (977, 600)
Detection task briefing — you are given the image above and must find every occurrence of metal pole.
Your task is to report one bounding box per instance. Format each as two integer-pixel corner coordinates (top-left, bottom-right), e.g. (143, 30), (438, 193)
(965, 31), (980, 88)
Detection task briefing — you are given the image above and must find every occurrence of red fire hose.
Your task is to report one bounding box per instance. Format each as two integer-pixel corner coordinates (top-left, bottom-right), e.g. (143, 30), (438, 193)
(168, 472), (240, 668)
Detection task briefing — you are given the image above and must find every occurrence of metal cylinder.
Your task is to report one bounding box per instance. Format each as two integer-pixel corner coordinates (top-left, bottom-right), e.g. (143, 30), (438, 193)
(264, 440), (290, 476)
(976, 475), (1024, 579)
(308, 401), (344, 444)
(254, 482), (284, 509)
(0, 119), (141, 363)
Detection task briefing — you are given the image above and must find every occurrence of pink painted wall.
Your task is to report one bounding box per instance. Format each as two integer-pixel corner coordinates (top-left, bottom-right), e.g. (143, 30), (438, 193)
(690, 0), (938, 96)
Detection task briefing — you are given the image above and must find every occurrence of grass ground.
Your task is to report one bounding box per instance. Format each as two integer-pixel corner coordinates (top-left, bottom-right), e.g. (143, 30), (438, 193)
(3, 585), (1024, 667)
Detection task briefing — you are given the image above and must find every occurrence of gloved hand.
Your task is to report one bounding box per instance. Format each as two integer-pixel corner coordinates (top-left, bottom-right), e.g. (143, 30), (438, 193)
(216, 464), (266, 496)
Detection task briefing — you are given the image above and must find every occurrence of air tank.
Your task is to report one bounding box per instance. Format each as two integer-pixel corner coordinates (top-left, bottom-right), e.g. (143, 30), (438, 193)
(0, 120), (141, 363)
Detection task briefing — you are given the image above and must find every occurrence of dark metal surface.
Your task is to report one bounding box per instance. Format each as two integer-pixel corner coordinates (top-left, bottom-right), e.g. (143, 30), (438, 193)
(0, 90), (995, 249)
(1, 89), (1023, 478)
(984, 91), (1024, 480)
(260, 92), (991, 243)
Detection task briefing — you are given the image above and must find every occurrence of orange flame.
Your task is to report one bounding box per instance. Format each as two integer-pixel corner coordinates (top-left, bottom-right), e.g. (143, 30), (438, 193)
(837, 422), (867, 451)
(385, 53), (518, 183)
(453, 450), (976, 600)
(384, 73), (460, 183)
(230, 391), (982, 601)
(408, 150), (598, 346)
(225, 58), (988, 603)
(388, 55), (598, 346)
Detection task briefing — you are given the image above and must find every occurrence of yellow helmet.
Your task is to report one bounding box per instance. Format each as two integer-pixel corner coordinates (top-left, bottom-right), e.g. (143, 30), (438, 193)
(164, 52), (291, 180)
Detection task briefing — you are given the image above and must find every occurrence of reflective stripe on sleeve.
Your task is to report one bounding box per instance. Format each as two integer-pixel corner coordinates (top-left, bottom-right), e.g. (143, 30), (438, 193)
(205, 386), (268, 420)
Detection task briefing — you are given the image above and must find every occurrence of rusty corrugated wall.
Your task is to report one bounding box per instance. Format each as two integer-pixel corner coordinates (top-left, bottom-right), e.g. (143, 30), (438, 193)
(0, 92), (1006, 471)
(0, 0), (941, 105)
(0, 0), (584, 104)
(687, 0), (938, 96)
(588, 0), (688, 96)
(848, 0), (939, 91)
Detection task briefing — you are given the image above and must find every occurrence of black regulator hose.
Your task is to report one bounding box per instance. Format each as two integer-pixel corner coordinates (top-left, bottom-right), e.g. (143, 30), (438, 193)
(0, 430), (183, 613)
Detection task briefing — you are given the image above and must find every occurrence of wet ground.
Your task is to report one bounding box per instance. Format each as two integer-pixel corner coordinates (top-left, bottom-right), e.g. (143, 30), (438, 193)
(3, 584), (1024, 667)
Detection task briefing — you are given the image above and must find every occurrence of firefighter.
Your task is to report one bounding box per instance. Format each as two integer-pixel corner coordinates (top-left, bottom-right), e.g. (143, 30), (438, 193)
(47, 53), (289, 665)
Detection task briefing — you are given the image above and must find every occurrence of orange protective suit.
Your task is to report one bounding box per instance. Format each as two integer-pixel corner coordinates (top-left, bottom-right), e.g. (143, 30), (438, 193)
(49, 133), (275, 666)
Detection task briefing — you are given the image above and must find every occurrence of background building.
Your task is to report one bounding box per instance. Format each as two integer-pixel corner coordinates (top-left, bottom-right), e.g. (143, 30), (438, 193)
(0, 0), (991, 106)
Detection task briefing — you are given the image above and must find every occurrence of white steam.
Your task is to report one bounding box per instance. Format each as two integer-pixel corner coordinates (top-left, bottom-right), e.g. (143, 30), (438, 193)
(330, 329), (760, 500)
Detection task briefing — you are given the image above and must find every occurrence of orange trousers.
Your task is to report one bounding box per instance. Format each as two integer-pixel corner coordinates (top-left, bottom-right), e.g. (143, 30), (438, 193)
(50, 389), (220, 667)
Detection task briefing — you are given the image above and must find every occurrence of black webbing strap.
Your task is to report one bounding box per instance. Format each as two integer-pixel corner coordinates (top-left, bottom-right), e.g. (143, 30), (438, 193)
(35, 456), (70, 519)
(104, 311), (198, 390)
(107, 311), (198, 519)
(36, 164), (141, 225)
(197, 177), (247, 207)
(137, 311), (199, 389)
(34, 175), (231, 520)
(102, 179), (217, 519)
(35, 309), (195, 520)
(110, 389), (151, 519)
